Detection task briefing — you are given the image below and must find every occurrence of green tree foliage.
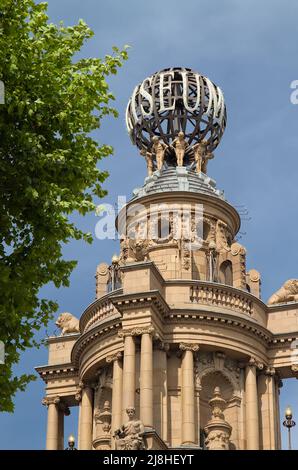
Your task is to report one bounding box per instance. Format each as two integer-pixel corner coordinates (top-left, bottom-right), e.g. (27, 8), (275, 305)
(0, 0), (128, 411)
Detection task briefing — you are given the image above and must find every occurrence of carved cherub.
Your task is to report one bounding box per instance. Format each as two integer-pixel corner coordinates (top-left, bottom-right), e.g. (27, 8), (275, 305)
(140, 148), (154, 176)
(172, 131), (189, 167)
(151, 136), (167, 171)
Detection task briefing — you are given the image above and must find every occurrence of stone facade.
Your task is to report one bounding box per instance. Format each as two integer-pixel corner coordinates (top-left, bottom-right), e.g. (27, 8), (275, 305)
(36, 68), (298, 451)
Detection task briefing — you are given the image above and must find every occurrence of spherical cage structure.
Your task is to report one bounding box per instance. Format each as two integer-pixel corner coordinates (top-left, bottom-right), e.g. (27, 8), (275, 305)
(126, 67), (227, 153)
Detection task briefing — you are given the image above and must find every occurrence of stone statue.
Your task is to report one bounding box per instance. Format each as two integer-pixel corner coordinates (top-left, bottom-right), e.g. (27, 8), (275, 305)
(55, 312), (80, 335)
(268, 279), (298, 305)
(151, 136), (167, 171)
(140, 148), (154, 176)
(204, 386), (232, 450)
(193, 140), (208, 173)
(172, 131), (188, 167)
(114, 406), (145, 450)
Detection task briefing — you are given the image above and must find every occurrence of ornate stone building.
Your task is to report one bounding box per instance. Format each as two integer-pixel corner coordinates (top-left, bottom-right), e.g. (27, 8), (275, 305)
(37, 68), (298, 450)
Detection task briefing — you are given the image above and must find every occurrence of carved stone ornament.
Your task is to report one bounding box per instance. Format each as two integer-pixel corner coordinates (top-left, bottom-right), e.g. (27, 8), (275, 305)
(114, 406), (146, 450)
(204, 387), (232, 450)
(179, 343), (199, 352)
(268, 279), (298, 305)
(42, 396), (60, 407)
(106, 351), (122, 364)
(118, 326), (155, 338)
(55, 312), (80, 335)
(93, 401), (112, 451)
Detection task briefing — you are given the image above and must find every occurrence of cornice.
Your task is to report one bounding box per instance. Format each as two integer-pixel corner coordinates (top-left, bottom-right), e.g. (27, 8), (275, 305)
(267, 301), (298, 312)
(71, 317), (122, 368)
(120, 260), (165, 286)
(35, 363), (78, 383)
(116, 191), (241, 236)
(164, 309), (272, 345)
(111, 290), (170, 317)
(268, 333), (298, 347)
(79, 288), (122, 333)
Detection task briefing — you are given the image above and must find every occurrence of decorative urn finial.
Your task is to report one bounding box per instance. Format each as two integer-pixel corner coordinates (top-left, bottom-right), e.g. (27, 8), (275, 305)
(204, 386), (232, 450)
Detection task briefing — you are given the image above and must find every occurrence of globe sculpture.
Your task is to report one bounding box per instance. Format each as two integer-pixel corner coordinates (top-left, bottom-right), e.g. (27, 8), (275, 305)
(126, 67), (227, 170)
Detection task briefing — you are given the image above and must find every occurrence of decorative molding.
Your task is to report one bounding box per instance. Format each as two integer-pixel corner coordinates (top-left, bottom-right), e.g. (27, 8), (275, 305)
(195, 352), (241, 398)
(106, 351), (122, 363)
(112, 291), (169, 318)
(79, 290), (122, 333)
(179, 342), (199, 352)
(42, 396), (60, 407)
(165, 309), (271, 344)
(71, 319), (122, 367)
(35, 364), (78, 383)
(118, 326), (155, 338)
(248, 357), (264, 370)
(264, 366), (275, 376)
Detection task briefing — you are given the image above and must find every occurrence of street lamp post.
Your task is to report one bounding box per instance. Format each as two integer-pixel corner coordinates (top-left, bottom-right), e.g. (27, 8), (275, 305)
(65, 434), (77, 450)
(283, 406), (296, 450)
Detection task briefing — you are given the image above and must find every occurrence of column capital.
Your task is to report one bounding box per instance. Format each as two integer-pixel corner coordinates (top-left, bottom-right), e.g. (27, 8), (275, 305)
(241, 357), (263, 370)
(42, 396), (60, 407)
(75, 381), (84, 402)
(106, 351), (122, 363)
(179, 342), (199, 353)
(118, 326), (155, 338)
(264, 366), (276, 376)
(155, 340), (170, 352)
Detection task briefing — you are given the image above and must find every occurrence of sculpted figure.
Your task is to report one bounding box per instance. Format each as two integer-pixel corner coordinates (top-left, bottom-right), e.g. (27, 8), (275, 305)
(268, 279), (298, 305)
(140, 148), (154, 176)
(202, 151), (214, 174)
(172, 131), (188, 167)
(56, 312), (80, 335)
(193, 140), (208, 173)
(151, 136), (167, 171)
(114, 407), (145, 450)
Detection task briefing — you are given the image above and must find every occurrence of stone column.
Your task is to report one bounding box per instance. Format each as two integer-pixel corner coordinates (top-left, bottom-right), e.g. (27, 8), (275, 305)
(245, 358), (262, 450)
(42, 396), (60, 450)
(121, 332), (136, 420)
(153, 342), (169, 441)
(106, 352), (123, 436)
(179, 343), (199, 445)
(140, 327), (154, 427)
(79, 385), (94, 450)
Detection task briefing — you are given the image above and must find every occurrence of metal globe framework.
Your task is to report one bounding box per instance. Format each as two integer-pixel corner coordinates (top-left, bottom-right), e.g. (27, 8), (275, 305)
(126, 67), (227, 156)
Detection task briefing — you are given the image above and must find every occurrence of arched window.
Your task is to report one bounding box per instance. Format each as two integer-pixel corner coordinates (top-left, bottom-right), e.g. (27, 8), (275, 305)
(203, 221), (210, 240)
(219, 260), (233, 286)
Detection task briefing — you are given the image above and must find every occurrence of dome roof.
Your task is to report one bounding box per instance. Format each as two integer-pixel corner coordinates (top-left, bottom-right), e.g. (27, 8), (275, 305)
(131, 166), (225, 201)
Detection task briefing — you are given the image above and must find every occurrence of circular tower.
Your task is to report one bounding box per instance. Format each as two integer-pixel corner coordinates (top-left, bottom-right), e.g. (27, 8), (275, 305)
(39, 68), (290, 451)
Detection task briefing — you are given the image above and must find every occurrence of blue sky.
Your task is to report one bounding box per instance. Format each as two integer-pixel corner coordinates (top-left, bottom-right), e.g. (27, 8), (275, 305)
(1, 0), (298, 449)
